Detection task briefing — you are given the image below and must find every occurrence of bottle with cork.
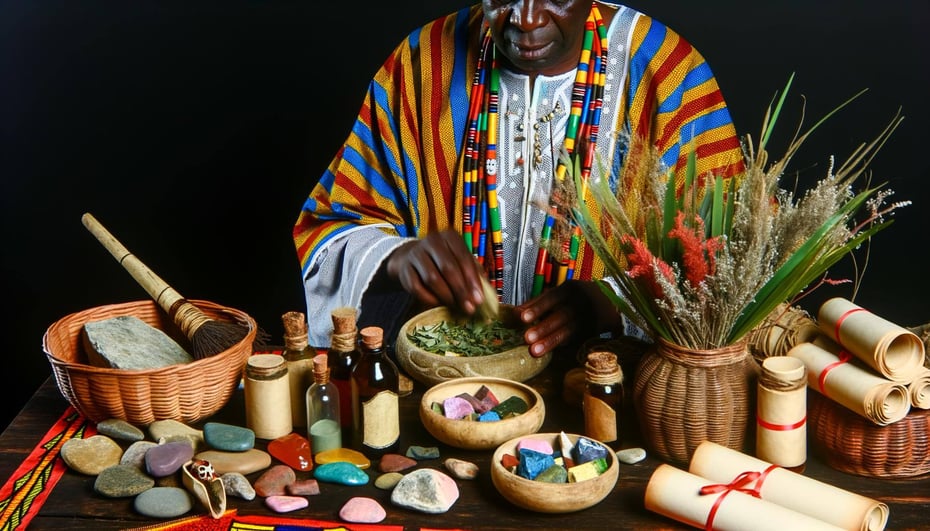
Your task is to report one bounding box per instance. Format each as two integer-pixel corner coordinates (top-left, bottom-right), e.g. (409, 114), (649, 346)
(583, 351), (623, 446)
(306, 353), (342, 453)
(327, 307), (360, 438)
(350, 326), (400, 456)
(281, 311), (314, 429)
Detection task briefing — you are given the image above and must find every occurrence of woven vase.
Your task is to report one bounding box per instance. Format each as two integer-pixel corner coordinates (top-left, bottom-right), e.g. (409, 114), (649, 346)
(632, 338), (759, 464)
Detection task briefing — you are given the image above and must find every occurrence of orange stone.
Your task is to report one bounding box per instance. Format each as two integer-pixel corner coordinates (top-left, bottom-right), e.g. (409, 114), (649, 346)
(314, 447), (371, 470)
(267, 433), (313, 472)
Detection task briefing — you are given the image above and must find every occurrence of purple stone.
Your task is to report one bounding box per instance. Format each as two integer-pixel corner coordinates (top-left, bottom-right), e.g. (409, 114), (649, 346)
(442, 396), (475, 419)
(144, 441), (194, 478)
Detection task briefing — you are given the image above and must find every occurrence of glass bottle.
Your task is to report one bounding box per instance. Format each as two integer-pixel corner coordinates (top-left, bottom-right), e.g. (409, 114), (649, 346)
(583, 351), (623, 446)
(327, 306), (360, 439)
(350, 326), (400, 456)
(306, 353), (342, 453)
(282, 311), (314, 429)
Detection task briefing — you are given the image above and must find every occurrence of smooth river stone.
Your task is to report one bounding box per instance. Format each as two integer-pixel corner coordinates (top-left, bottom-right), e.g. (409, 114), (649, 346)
(196, 449), (272, 476)
(374, 472), (404, 490)
(148, 419), (204, 450)
(616, 447), (647, 465)
(93, 464), (155, 497)
(443, 458), (478, 480)
(339, 496), (387, 523)
(203, 422), (255, 452)
(314, 462), (369, 486)
(221, 472), (256, 501)
(379, 453), (417, 473)
(61, 435), (123, 475)
(145, 441), (194, 477)
(120, 441), (158, 469)
(265, 495), (309, 513)
(96, 419), (145, 442)
(286, 479), (320, 496)
(390, 469), (459, 514)
(314, 448), (370, 469)
(254, 464), (297, 497)
(405, 446), (440, 460)
(267, 432), (313, 472)
(134, 487), (193, 519)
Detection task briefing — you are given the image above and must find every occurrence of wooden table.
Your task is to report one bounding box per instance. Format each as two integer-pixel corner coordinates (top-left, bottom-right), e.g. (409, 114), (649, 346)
(2, 353), (928, 530)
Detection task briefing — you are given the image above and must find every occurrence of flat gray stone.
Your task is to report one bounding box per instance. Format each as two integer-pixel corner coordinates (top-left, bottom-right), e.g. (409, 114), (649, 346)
(82, 315), (193, 369)
(220, 472), (256, 501)
(94, 464), (155, 497)
(134, 487), (193, 518)
(616, 447), (647, 465)
(97, 419), (145, 442)
(120, 441), (158, 469)
(390, 469), (459, 514)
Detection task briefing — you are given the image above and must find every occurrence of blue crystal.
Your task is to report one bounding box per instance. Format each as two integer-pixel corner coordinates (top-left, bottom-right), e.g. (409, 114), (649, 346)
(478, 410), (501, 422)
(572, 437), (608, 465)
(517, 448), (555, 480)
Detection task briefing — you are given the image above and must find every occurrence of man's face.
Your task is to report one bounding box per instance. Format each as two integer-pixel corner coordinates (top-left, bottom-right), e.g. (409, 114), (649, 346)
(481, 0), (591, 76)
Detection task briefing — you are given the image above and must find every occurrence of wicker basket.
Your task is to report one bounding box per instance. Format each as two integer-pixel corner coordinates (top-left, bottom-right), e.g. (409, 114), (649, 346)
(43, 299), (256, 425)
(808, 390), (930, 479)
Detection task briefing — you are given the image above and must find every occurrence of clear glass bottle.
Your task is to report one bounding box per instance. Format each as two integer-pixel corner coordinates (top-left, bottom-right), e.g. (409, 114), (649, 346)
(327, 306), (360, 439)
(282, 311), (314, 429)
(583, 351), (623, 446)
(306, 353), (342, 453)
(350, 326), (400, 456)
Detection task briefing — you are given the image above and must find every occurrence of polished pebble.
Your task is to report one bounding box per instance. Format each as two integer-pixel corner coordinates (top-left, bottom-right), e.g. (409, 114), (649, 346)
(148, 419), (204, 450)
(616, 447), (647, 465)
(374, 472), (403, 490)
(340, 496), (386, 523)
(96, 419), (144, 442)
(314, 447), (370, 469)
(314, 462), (369, 486)
(145, 441), (194, 477)
(120, 441), (158, 470)
(390, 469), (459, 514)
(196, 448), (272, 476)
(267, 432), (313, 471)
(379, 453), (417, 473)
(203, 422), (255, 452)
(265, 495), (309, 513)
(60, 435), (123, 475)
(286, 479), (320, 496)
(443, 458), (478, 480)
(221, 472), (256, 501)
(134, 487), (193, 518)
(93, 464), (155, 497)
(405, 446), (440, 460)
(254, 464), (297, 497)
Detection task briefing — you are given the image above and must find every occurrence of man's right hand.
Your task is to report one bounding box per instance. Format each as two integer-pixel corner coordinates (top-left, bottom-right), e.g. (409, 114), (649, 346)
(384, 229), (486, 316)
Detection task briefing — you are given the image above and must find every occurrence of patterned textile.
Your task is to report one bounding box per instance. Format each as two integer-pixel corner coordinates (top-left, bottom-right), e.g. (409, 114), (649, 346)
(121, 509), (417, 531)
(0, 406), (96, 531)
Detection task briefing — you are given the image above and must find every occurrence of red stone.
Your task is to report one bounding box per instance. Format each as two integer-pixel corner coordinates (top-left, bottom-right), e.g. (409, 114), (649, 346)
(379, 453), (417, 473)
(286, 478), (321, 496)
(267, 432), (313, 471)
(500, 453), (519, 470)
(254, 464), (297, 497)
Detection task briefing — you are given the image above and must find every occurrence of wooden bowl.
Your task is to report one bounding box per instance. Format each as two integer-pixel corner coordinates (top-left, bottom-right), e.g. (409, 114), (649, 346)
(420, 377), (545, 450)
(395, 305), (552, 386)
(490, 432), (619, 513)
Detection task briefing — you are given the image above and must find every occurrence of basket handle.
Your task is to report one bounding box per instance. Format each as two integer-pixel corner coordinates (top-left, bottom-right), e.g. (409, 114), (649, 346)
(81, 213), (184, 315)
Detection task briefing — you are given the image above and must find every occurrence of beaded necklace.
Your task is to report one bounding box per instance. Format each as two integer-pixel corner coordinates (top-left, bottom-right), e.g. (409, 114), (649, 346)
(462, 3), (607, 299)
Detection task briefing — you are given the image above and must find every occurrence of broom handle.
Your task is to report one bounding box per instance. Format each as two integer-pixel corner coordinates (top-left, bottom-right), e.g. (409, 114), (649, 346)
(81, 212), (188, 319)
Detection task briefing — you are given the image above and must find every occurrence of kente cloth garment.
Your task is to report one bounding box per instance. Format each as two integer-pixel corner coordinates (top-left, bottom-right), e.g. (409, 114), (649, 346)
(294, 2), (744, 346)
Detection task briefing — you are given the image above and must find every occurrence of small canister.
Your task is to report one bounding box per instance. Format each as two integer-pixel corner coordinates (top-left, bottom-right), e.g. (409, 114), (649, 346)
(244, 354), (292, 440)
(583, 351), (623, 445)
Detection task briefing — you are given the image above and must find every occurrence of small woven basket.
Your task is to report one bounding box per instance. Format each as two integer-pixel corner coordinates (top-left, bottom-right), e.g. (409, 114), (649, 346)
(808, 390), (930, 479)
(43, 299), (256, 425)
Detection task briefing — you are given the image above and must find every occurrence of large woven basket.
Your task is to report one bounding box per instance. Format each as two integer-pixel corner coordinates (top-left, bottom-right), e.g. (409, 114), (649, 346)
(43, 299), (256, 425)
(808, 390), (930, 479)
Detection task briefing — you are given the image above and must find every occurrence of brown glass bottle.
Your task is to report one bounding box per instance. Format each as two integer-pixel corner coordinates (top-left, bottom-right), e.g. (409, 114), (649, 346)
(583, 351), (623, 446)
(327, 307), (360, 439)
(350, 326), (400, 456)
(281, 311), (314, 429)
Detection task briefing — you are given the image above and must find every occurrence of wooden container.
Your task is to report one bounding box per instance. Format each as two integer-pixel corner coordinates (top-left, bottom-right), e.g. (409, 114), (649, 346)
(43, 299), (256, 425)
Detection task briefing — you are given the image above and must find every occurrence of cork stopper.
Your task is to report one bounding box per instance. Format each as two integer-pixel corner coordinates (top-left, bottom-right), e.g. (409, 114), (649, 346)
(281, 311), (309, 348)
(585, 351), (622, 385)
(360, 326), (383, 350)
(331, 307), (358, 334)
(312, 353), (330, 383)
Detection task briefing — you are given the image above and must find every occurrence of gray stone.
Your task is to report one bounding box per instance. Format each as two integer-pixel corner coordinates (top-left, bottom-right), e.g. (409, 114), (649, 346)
(120, 441), (158, 469)
(203, 422), (255, 452)
(82, 315), (193, 369)
(149, 419), (204, 450)
(374, 472), (404, 490)
(390, 468), (459, 514)
(97, 419), (145, 442)
(616, 447), (647, 465)
(134, 487), (193, 518)
(94, 464), (155, 497)
(221, 472), (256, 501)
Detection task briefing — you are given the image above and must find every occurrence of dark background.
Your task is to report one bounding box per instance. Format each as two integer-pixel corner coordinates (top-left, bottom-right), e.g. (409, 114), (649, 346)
(2, 1), (927, 432)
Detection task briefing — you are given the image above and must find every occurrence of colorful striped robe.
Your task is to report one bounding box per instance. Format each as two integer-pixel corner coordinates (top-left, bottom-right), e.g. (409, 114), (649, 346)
(294, 2), (744, 345)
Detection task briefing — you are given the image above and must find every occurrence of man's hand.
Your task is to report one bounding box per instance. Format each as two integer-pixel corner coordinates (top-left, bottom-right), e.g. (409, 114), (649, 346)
(384, 230), (486, 315)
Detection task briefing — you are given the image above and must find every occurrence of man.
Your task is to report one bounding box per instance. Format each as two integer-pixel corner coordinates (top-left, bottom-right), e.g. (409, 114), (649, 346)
(294, 1), (743, 353)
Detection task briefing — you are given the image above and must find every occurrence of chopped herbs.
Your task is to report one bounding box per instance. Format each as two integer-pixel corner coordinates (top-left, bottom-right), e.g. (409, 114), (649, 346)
(407, 319), (524, 357)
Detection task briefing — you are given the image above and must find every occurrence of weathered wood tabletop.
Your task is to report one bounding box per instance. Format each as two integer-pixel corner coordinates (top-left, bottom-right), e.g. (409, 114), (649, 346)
(1, 352), (928, 531)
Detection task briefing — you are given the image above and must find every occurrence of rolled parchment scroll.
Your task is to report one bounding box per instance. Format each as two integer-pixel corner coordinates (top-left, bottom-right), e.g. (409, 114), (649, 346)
(756, 356), (807, 468)
(818, 297), (925, 382)
(789, 339), (910, 426)
(644, 464), (844, 531)
(689, 441), (889, 531)
(907, 368), (930, 409)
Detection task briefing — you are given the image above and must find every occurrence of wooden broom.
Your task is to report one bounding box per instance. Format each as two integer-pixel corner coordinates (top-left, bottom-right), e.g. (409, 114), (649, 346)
(82, 212), (251, 359)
